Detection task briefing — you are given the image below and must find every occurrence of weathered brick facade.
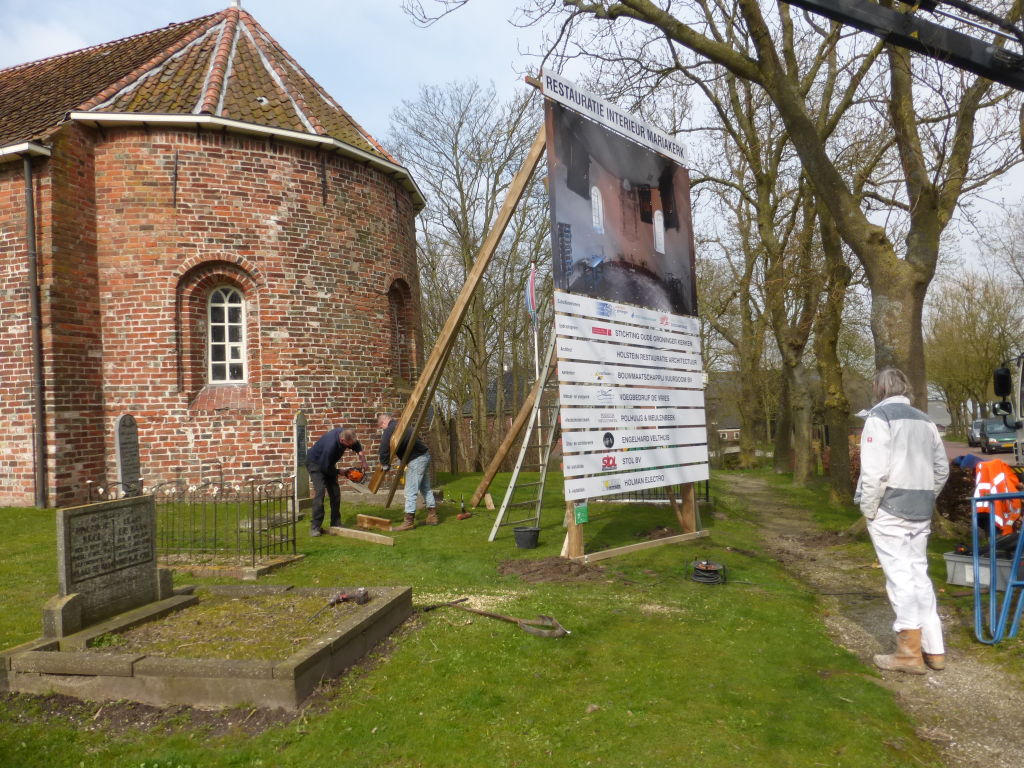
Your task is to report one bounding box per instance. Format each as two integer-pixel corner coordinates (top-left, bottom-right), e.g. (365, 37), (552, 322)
(0, 122), (420, 506)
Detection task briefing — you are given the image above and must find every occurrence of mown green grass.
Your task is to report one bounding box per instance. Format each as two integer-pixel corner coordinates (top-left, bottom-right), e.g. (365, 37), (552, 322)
(0, 472), (944, 767)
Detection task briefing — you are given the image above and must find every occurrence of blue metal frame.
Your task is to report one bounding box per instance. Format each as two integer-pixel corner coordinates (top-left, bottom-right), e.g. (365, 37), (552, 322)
(971, 491), (1024, 644)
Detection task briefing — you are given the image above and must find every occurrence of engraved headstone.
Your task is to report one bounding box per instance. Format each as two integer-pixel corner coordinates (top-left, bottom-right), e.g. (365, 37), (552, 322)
(294, 412), (310, 511)
(50, 496), (161, 633)
(116, 414), (141, 494)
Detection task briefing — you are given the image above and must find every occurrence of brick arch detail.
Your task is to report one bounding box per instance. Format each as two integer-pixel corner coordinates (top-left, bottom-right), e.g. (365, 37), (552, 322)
(386, 278), (416, 386)
(173, 254), (266, 288)
(176, 260), (262, 402)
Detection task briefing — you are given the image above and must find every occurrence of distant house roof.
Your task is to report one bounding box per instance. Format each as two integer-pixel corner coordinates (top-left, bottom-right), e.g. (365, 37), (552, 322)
(0, 6), (425, 206)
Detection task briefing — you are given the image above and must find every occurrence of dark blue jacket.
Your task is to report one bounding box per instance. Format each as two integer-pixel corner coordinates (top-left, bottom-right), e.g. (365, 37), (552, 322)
(379, 419), (428, 465)
(306, 428), (362, 477)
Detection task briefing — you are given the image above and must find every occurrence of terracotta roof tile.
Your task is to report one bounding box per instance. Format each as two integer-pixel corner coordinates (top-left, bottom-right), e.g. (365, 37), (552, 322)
(0, 7), (391, 161)
(0, 15), (215, 146)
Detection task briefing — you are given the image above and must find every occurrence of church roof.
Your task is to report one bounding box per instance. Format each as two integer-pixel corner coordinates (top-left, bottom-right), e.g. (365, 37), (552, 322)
(0, 6), (393, 162)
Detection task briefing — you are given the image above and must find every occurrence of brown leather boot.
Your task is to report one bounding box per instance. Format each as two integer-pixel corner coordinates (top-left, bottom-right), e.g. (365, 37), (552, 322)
(874, 629), (927, 674)
(923, 652), (946, 671)
(425, 508), (439, 525)
(394, 513), (416, 531)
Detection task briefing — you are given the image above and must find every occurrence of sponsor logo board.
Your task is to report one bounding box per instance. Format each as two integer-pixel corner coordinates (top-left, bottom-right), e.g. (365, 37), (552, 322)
(560, 407), (705, 429)
(555, 315), (700, 353)
(562, 426), (708, 454)
(563, 444), (709, 478)
(563, 462), (710, 501)
(558, 384), (704, 408)
(554, 291), (699, 335)
(556, 336), (702, 371)
(558, 360), (702, 388)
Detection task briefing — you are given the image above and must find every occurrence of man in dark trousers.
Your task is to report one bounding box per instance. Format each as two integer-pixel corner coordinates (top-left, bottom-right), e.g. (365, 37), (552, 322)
(377, 412), (436, 531)
(306, 427), (368, 536)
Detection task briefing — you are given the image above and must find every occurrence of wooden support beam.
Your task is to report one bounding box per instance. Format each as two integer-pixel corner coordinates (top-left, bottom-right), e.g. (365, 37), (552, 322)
(369, 125), (547, 503)
(562, 501), (584, 559)
(667, 483), (697, 533)
(326, 526), (394, 546)
(356, 514), (392, 532)
(568, 530), (708, 563)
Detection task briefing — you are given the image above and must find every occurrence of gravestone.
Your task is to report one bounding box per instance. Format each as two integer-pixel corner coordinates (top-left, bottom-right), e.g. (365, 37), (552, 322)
(43, 495), (171, 637)
(294, 412), (311, 512)
(115, 414), (141, 494)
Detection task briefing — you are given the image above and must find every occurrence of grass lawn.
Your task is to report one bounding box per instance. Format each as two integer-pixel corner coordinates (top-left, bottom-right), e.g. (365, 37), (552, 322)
(0, 470), (943, 767)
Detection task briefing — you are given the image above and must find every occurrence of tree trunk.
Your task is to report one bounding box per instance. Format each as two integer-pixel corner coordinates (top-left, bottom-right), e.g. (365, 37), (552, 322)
(815, 204), (853, 503)
(448, 415), (459, 473)
(773, 373), (792, 474)
(790, 363), (813, 487)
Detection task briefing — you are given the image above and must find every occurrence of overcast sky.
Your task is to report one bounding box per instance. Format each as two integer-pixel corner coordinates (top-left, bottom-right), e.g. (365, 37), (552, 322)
(0, 0), (545, 141)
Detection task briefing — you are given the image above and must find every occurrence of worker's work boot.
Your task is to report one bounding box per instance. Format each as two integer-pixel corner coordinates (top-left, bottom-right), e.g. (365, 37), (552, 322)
(425, 508), (439, 525)
(395, 513), (416, 532)
(923, 652), (946, 671)
(873, 629), (927, 674)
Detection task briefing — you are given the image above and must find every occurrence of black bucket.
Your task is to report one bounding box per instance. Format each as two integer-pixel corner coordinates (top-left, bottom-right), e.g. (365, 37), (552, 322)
(513, 526), (540, 549)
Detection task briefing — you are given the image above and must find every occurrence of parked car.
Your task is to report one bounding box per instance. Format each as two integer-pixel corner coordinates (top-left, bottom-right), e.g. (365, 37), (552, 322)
(968, 419), (984, 447)
(980, 418), (1016, 454)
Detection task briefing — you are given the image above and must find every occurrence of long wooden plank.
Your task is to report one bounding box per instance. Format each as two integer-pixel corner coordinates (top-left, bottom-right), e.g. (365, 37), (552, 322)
(326, 526), (394, 546)
(369, 125), (548, 500)
(568, 530), (708, 563)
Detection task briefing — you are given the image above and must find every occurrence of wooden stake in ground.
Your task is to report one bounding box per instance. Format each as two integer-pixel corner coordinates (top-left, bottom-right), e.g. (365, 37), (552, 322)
(369, 125), (547, 505)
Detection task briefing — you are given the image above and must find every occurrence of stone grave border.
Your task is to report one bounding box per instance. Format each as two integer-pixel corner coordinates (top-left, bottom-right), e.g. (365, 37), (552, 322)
(1, 584), (413, 711)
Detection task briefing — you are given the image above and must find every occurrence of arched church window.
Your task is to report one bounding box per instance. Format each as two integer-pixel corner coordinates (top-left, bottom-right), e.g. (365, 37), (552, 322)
(388, 281), (414, 385)
(208, 286), (246, 382)
(654, 210), (665, 254)
(591, 186), (604, 234)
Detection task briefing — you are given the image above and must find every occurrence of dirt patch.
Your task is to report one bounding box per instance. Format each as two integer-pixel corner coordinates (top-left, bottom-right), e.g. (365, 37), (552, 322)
(498, 556), (609, 583)
(726, 473), (1024, 768)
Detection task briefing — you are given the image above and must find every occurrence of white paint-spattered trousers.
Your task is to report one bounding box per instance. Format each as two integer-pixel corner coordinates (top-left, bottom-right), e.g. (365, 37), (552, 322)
(867, 509), (944, 654)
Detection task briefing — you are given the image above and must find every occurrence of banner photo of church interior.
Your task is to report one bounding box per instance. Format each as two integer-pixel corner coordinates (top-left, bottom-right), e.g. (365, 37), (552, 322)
(543, 97), (698, 318)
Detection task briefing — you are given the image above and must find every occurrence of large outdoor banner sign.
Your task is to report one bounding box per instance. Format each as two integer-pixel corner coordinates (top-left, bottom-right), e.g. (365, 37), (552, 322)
(543, 70), (697, 318)
(544, 73), (709, 503)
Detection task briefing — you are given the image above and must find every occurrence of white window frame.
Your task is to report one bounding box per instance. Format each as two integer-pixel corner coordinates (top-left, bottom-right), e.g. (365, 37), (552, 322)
(653, 209), (665, 254)
(207, 285), (247, 383)
(591, 185), (604, 234)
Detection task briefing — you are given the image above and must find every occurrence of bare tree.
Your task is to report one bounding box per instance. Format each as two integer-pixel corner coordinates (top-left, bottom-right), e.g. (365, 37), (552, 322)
(490, 0), (1024, 407)
(388, 81), (549, 470)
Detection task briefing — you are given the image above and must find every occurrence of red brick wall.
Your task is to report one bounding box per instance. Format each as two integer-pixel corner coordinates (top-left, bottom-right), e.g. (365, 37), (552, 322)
(0, 159), (40, 505)
(1, 123), (420, 506)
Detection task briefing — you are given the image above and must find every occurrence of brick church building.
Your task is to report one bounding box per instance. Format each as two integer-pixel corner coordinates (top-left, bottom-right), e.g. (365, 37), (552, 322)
(0, 6), (425, 507)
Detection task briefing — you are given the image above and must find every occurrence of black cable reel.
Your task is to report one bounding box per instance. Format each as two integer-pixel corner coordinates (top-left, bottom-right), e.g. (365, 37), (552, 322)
(690, 559), (727, 585)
